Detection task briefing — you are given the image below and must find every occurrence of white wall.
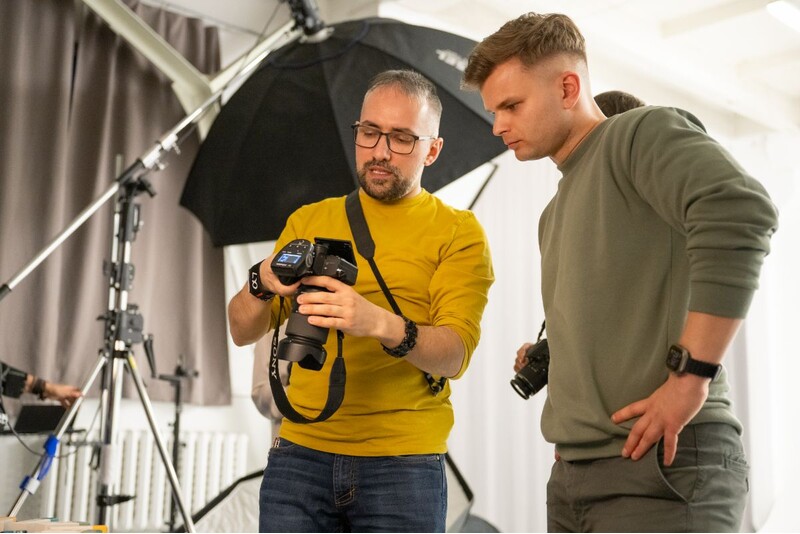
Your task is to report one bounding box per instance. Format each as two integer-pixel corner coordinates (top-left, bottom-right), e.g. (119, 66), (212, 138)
(728, 131), (800, 532)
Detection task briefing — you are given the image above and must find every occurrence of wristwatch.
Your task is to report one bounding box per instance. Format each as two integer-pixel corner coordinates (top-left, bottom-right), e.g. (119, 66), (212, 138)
(666, 344), (722, 381)
(248, 261), (275, 301)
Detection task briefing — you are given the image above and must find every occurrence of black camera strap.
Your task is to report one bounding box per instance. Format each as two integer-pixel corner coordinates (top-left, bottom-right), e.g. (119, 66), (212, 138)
(345, 190), (447, 396)
(268, 302), (346, 424)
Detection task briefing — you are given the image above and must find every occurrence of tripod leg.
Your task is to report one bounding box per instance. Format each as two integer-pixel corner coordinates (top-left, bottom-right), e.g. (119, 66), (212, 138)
(124, 353), (196, 533)
(96, 357), (126, 528)
(7, 354), (106, 517)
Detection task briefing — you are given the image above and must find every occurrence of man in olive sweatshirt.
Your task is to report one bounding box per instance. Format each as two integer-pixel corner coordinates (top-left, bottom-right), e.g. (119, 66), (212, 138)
(463, 12), (778, 533)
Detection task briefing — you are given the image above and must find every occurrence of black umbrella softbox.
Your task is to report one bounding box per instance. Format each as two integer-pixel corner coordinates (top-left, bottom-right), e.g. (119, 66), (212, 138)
(181, 17), (505, 246)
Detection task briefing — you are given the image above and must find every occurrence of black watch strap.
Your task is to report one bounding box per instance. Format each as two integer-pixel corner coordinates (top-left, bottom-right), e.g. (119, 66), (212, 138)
(31, 377), (47, 400)
(248, 261), (275, 301)
(666, 344), (722, 380)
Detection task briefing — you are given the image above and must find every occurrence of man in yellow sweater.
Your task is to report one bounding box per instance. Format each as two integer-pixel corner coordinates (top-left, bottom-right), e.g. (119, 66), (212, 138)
(228, 69), (494, 532)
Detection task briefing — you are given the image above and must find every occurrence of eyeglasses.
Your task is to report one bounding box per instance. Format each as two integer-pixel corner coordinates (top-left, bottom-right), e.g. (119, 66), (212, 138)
(351, 123), (436, 155)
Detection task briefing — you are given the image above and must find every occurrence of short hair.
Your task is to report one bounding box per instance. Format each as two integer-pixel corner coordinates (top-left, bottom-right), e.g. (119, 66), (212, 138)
(463, 13), (586, 89)
(594, 90), (646, 117)
(365, 69), (443, 128)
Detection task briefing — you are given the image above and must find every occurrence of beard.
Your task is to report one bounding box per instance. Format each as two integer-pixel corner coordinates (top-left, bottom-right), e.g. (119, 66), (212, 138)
(356, 159), (417, 201)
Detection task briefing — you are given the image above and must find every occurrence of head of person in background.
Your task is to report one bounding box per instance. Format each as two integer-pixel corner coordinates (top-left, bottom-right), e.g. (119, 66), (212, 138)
(593, 90), (645, 117)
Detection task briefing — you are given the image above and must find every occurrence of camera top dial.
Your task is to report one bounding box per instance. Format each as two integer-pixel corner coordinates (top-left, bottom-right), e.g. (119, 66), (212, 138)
(271, 239), (315, 285)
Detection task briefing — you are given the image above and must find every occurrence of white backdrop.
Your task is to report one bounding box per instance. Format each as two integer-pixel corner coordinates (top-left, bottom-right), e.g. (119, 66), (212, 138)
(445, 153), (558, 532)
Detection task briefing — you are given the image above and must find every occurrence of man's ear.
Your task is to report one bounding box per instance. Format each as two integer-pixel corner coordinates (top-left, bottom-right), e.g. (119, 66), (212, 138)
(561, 71), (581, 110)
(424, 137), (444, 166)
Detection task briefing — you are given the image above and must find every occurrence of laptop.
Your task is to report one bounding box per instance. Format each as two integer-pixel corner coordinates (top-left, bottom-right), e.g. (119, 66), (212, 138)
(11, 404), (67, 434)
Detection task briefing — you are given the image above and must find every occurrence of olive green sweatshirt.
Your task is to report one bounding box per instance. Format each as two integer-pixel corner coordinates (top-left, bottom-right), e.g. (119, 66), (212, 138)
(539, 106), (778, 461)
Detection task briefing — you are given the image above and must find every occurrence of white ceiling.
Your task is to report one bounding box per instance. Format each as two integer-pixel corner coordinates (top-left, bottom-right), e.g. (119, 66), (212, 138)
(147, 0), (800, 134)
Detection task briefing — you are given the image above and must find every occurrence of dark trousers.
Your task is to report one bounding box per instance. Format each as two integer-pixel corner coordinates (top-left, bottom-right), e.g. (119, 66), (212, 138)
(547, 423), (749, 532)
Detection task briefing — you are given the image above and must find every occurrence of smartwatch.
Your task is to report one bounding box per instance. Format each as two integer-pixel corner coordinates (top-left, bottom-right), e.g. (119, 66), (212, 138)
(248, 261), (275, 301)
(666, 344), (722, 381)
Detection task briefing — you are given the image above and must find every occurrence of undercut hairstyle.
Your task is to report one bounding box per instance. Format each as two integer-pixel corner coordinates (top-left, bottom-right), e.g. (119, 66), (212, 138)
(463, 13), (586, 89)
(594, 90), (646, 117)
(365, 70), (443, 130)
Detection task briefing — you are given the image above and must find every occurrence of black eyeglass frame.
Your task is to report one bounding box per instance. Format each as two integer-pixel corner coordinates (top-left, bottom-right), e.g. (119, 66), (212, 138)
(351, 122), (437, 155)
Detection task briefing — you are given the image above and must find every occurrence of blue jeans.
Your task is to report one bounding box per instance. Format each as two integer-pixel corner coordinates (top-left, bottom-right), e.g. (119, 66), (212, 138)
(259, 438), (447, 533)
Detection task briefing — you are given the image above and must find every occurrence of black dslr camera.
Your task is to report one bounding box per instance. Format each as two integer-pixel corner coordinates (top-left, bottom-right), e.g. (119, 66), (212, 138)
(510, 338), (550, 399)
(270, 237), (358, 371)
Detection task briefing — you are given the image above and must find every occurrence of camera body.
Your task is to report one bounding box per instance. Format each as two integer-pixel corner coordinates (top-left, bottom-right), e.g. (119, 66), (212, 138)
(510, 338), (550, 399)
(272, 238), (358, 287)
(270, 238), (358, 370)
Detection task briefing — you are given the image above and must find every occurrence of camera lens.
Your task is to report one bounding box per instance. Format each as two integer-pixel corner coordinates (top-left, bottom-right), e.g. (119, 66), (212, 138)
(278, 336), (327, 370)
(510, 374), (535, 399)
(510, 366), (547, 399)
(277, 286), (330, 370)
(510, 339), (549, 400)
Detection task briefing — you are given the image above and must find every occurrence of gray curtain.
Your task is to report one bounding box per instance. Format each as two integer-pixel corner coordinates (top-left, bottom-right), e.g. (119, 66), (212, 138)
(0, 0), (230, 405)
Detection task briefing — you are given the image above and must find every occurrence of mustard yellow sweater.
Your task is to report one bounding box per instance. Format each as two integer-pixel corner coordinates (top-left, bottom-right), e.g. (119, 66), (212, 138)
(268, 189), (494, 455)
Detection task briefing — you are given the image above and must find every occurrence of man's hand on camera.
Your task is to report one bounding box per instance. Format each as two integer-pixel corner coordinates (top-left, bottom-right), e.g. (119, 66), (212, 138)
(296, 275), (394, 339)
(261, 253), (303, 298)
(514, 342), (535, 373)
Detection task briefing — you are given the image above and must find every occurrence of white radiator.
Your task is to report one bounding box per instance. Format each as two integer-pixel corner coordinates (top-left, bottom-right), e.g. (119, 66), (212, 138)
(18, 430), (248, 531)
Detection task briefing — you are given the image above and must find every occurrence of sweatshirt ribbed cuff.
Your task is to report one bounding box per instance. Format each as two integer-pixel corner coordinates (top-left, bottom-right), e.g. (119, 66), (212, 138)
(689, 281), (755, 319)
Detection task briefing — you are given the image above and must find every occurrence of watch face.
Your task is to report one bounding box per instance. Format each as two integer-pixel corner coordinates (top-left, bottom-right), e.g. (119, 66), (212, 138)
(666, 345), (721, 379)
(666, 345), (687, 372)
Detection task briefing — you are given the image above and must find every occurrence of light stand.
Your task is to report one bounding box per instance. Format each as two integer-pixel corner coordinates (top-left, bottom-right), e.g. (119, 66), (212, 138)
(5, 176), (199, 531)
(155, 354), (198, 533)
(93, 175), (190, 530)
